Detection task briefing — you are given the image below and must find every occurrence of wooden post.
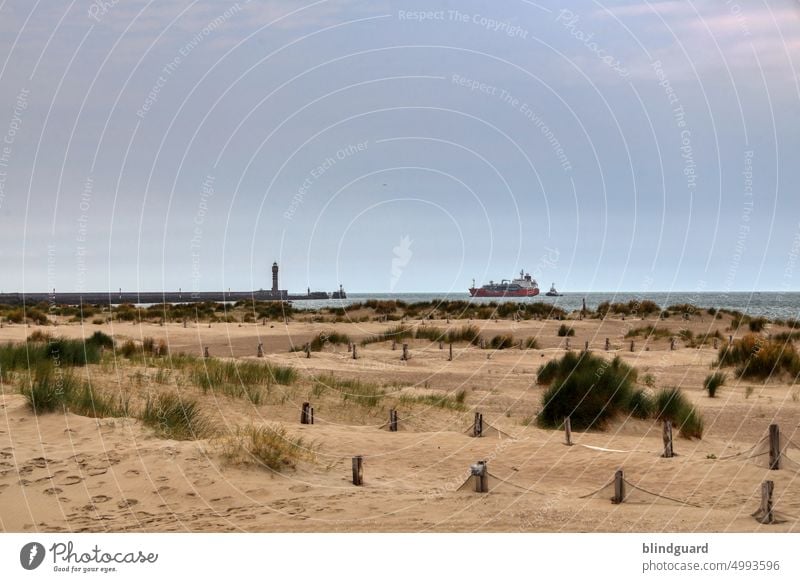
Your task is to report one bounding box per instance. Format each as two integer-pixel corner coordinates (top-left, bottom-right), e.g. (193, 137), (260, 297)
(257, 343), (263, 358)
(662, 420), (674, 458)
(565, 338), (570, 351)
(348, 343), (352, 352)
(584, 340), (589, 352)
(352, 456), (364, 486)
(301, 402), (313, 425)
(769, 423), (781, 470)
(402, 343), (409, 361)
(305, 343), (311, 358)
(203, 346), (209, 359)
(392, 340), (397, 351)
(352, 344), (357, 359)
(473, 412), (483, 437)
(630, 340), (635, 352)
(448, 343), (453, 361)
(439, 341), (444, 350)
(564, 417), (573, 446)
(713, 338), (718, 349)
(472, 461), (488, 493)
(729, 335), (733, 346)
(605, 338), (610, 351)
(389, 409), (398, 432)
(612, 469), (625, 504)
(670, 337), (675, 351)
(756, 480), (775, 524)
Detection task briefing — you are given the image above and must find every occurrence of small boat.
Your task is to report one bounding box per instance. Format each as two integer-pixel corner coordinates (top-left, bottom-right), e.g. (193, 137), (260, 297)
(545, 283), (562, 297)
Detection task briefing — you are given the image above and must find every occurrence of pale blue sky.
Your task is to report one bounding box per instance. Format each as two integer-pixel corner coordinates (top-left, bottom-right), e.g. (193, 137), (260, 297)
(1, 0), (799, 293)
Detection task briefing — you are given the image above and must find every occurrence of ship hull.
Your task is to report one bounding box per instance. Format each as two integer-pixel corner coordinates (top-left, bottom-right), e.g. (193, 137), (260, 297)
(469, 288), (540, 298)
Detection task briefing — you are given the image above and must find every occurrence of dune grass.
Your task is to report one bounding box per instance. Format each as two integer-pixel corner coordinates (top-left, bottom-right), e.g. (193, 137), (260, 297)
(489, 334), (515, 349)
(537, 353), (640, 431)
(557, 324), (575, 337)
(399, 388), (467, 411)
(141, 392), (211, 440)
(293, 331), (352, 352)
(624, 325), (673, 340)
(190, 359), (296, 404)
(653, 387), (704, 438)
(221, 423), (316, 471)
(312, 374), (385, 407)
(19, 363), (128, 417)
(716, 333), (800, 379)
(703, 372), (726, 397)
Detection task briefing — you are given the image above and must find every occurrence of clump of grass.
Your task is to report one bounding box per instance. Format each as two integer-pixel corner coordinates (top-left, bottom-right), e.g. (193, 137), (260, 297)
(20, 364), (76, 413)
(523, 337), (540, 349)
(624, 325), (672, 340)
(538, 352), (640, 430)
(1, 337), (101, 373)
(716, 333), (800, 380)
(27, 330), (52, 342)
(703, 372), (726, 397)
(489, 334), (514, 349)
(749, 317), (768, 332)
(87, 330), (115, 349)
(19, 363), (128, 418)
(312, 374), (385, 407)
(293, 330), (352, 351)
(361, 325), (414, 345)
(557, 324), (575, 337)
(141, 392), (211, 440)
(627, 388), (654, 419)
(221, 423), (316, 471)
(642, 373), (656, 388)
(654, 387), (704, 438)
(190, 359), (296, 403)
(399, 388), (467, 411)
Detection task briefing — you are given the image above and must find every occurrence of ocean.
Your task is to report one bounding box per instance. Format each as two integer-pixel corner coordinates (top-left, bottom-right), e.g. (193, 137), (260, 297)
(288, 292), (800, 320)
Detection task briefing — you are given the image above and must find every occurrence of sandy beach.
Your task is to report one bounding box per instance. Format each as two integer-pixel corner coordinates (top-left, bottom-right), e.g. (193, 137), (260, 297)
(1, 309), (799, 533)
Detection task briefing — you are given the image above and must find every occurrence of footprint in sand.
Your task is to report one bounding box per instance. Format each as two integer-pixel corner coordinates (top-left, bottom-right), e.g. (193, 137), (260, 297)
(91, 495), (111, 504)
(155, 476), (169, 482)
(29, 457), (52, 468)
(0, 483), (9, 493)
(43, 487), (63, 495)
(59, 475), (83, 486)
(86, 467), (108, 477)
(117, 499), (139, 509)
(289, 485), (312, 493)
(156, 486), (175, 495)
(192, 477), (214, 487)
(124, 469), (140, 478)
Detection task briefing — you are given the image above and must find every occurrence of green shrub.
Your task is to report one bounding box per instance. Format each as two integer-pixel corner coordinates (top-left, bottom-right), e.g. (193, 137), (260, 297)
(627, 388), (654, 419)
(716, 334), (800, 379)
(654, 387), (703, 438)
(294, 331), (352, 351)
(523, 337), (540, 349)
(703, 372), (726, 397)
(557, 324), (575, 337)
(489, 334), (514, 349)
(313, 374), (385, 407)
(537, 352), (639, 430)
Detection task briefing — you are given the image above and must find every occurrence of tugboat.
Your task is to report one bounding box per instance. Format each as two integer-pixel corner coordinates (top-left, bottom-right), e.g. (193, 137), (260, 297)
(545, 283), (563, 297)
(469, 270), (539, 297)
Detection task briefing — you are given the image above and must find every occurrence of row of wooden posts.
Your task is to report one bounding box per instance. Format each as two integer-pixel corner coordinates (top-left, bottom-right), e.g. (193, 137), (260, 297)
(566, 417), (785, 469)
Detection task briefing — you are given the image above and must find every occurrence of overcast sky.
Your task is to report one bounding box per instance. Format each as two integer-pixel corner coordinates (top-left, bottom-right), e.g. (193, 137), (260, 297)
(1, 0), (799, 294)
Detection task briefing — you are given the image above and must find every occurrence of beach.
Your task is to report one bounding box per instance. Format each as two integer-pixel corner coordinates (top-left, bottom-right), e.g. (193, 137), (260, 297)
(1, 306), (799, 532)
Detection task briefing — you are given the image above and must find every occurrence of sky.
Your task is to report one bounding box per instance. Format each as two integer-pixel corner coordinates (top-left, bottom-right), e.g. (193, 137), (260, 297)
(0, 0), (799, 294)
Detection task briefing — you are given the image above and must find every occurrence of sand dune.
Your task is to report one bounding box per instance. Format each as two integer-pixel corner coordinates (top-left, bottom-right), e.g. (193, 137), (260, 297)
(1, 315), (799, 532)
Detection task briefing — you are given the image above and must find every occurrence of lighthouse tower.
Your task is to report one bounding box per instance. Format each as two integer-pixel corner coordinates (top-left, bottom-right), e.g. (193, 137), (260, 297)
(271, 262), (279, 293)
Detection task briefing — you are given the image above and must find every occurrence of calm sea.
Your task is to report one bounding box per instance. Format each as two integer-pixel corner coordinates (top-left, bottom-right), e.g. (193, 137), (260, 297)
(289, 292), (800, 320)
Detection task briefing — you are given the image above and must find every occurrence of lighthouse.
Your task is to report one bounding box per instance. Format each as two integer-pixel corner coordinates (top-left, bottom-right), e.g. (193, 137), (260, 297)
(271, 262), (279, 293)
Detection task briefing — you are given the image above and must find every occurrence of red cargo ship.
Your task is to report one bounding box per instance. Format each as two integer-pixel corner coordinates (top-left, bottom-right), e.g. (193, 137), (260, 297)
(469, 270), (540, 297)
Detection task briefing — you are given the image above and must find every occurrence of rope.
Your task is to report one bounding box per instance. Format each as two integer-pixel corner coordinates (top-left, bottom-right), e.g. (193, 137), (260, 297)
(578, 476), (616, 499)
(626, 481), (701, 508)
(485, 471), (545, 494)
